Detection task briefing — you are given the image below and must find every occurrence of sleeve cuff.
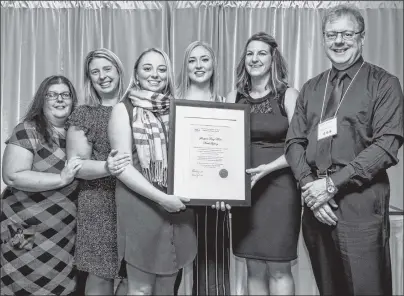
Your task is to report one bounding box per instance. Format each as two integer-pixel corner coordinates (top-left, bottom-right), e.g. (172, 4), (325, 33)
(329, 165), (355, 190)
(299, 174), (316, 187)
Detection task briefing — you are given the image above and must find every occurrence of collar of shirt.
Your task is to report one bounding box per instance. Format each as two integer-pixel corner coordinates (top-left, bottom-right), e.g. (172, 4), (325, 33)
(330, 56), (364, 82)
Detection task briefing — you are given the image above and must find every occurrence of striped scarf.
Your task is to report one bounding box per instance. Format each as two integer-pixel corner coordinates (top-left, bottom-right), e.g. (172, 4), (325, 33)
(129, 89), (171, 187)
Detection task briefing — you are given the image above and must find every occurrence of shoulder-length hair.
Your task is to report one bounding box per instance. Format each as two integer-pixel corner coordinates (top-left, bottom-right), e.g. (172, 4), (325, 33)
(83, 48), (125, 106)
(122, 48), (175, 101)
(236, 32), (288, 97)
(176, 41), (219, 101)
(23, 75), (78, 145)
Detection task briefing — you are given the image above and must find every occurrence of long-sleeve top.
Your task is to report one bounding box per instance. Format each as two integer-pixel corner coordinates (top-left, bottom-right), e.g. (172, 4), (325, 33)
(285, 57), (404, 190)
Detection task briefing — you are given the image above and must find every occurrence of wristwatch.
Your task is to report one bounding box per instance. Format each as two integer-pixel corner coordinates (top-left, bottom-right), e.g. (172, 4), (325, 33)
(326, 176), (337, 195)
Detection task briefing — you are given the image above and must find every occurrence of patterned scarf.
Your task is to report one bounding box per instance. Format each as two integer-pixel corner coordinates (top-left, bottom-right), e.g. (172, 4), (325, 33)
(129, 89), (171, 187)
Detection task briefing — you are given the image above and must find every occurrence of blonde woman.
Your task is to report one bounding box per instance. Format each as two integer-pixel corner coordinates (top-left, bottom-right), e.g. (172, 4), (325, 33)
(108, 48), (197, 295)
(177, 41), (231, 295)
(66, 48), (129, 295)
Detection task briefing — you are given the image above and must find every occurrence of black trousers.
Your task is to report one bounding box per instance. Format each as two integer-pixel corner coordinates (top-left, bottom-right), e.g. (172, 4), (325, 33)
(302, 173), (392, 296)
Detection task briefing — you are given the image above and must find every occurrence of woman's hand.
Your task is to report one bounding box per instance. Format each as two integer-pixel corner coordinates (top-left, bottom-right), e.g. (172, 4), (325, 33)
(159, 195), (190, 213)
(106, 149), (131, 176)
(61, 156), (82, 185)
(211, 201), (231, 211)
(246, 164), (272, 188)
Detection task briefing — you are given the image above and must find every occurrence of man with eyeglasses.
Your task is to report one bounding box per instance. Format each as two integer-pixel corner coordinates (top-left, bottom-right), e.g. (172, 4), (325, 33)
(285, 4), (403, 295)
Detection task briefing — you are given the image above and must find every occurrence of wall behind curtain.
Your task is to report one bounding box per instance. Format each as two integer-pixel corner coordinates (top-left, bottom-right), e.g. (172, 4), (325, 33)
(1, 1), (403, 209)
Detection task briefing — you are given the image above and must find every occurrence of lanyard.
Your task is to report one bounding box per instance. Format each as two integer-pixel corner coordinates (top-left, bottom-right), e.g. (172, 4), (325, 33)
(319, 61), (365, 123)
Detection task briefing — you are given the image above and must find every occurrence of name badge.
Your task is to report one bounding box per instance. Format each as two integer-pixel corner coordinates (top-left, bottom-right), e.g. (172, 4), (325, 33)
(318, 117), (337, 140)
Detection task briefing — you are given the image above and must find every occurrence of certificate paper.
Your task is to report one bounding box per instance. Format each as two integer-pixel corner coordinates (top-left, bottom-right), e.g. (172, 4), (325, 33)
(168, 100), (251, 206)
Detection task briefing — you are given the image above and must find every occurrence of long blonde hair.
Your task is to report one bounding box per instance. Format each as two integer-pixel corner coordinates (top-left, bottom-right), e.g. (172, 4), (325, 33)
(176, 41), (219, 100)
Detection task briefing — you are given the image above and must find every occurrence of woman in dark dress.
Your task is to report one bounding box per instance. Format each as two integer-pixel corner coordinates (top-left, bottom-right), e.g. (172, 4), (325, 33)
(227, 32), (300, 295)
(176, 40), (231, 296)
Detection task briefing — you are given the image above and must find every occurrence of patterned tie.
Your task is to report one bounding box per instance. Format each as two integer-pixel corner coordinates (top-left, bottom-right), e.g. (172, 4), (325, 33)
(315, 71), (346, 173)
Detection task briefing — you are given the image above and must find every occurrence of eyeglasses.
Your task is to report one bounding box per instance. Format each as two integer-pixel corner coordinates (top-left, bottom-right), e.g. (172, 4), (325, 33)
(45, 92), (72, 101)
(323, 30), (363, 41)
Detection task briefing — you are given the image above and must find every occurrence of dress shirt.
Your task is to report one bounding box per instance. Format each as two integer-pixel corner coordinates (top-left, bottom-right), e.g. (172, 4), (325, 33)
(285, 57), (404, 190)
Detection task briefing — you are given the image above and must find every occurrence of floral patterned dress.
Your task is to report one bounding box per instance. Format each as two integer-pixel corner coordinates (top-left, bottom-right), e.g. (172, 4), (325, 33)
(66, 105), (119, 279)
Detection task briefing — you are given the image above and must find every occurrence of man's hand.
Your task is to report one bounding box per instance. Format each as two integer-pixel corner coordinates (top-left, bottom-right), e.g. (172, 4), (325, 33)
(302, 178), (336, 210)
(312, 202), (338, 226)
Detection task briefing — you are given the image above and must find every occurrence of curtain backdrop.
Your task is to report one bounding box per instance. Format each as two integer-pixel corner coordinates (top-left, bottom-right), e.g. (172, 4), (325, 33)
(1, 1), (403, 295)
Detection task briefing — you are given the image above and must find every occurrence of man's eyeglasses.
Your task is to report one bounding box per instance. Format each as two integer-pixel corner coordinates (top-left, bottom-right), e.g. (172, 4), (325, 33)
(323, 30), (364, 41)
(45, 92), (72, 101)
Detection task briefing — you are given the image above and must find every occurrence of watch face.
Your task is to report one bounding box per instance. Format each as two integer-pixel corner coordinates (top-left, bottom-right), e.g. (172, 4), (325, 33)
(327, 186), (335, 193)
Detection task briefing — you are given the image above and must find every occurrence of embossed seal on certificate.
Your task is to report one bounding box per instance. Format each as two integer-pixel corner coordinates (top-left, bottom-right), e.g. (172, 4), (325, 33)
(219, 169), (228, 178)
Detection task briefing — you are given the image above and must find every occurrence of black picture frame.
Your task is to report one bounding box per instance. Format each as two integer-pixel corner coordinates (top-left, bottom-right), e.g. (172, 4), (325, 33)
(167, 99), (251, 207)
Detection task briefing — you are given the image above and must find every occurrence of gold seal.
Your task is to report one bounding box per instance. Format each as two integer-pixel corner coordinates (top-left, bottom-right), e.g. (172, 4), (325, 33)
(219, 169), (228, 178)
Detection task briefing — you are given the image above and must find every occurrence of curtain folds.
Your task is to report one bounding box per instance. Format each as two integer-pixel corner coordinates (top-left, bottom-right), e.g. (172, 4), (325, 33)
(1, 1), (403, 9)
(0, 1), (165, 9)
(1, 1), (403, 294)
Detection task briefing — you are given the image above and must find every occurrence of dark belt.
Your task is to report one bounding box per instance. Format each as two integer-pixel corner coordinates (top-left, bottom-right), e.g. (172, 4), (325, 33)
(312, 164), (342, 178)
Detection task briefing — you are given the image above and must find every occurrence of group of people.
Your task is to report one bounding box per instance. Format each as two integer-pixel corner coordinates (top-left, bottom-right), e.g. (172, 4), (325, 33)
(1, 4), (403, 296)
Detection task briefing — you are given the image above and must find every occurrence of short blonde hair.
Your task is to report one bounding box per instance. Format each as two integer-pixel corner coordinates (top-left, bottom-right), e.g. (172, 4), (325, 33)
(83, 48), (125, 106)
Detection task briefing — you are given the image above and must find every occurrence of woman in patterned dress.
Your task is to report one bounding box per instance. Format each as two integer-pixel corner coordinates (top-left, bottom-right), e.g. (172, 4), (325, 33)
(1, 75), (82, 295)
(109, 48), (197, 295)
(66, 48), (130, 295)
(226, 32), (300, 295)
(176, 41), (231, 295)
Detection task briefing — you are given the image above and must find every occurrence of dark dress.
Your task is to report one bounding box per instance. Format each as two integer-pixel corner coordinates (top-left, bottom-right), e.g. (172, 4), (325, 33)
(232, 90), (301, 261)
(66, 105), (119, 279)
(193, 207), (230, 295)
(1, 121), (79, 295)
(191, 95), (231, 295)
(114, 99), (197, 275)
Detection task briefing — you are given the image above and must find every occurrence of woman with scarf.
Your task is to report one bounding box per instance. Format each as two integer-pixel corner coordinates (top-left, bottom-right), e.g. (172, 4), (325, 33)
(108, 48), (197, 295)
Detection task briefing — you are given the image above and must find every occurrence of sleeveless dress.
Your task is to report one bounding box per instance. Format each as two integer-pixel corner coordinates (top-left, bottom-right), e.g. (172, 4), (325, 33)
(114, 98), (197, 275)
(66, 105), (119, 279)
(231, 90), (301, 261)
(1, 121), (79, 295)
(192, 95), (231, 295)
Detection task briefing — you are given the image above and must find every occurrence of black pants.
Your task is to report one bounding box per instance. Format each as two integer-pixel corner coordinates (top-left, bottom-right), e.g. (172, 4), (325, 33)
(302, 174), (392, 296)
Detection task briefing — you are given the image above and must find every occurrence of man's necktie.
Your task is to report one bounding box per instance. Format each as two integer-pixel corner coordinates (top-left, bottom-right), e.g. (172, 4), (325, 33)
(315, 71), (346, 173)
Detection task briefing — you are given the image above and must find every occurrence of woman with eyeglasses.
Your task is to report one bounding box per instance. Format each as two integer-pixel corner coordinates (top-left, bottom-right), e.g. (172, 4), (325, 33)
(66, 48), (129, 295)
(1, 75), (82, 295)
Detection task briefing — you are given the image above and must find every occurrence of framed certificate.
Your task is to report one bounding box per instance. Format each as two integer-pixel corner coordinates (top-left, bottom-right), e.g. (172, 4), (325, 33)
(167, 99), (251, 207)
